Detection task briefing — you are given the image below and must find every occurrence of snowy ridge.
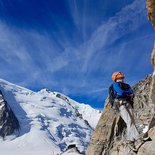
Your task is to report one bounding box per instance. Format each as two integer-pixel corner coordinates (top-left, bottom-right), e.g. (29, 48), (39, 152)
(0, 79), (101, 155)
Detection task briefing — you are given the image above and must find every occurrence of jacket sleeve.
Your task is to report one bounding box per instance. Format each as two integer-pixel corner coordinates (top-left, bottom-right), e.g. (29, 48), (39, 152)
(113, 82), (134, 97)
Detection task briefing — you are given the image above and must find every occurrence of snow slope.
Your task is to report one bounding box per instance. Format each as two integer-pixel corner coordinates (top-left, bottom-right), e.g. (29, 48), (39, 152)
(0, 79), (101, 155)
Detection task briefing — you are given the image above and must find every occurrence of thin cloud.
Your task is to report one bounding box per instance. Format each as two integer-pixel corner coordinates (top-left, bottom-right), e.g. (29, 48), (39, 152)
(0, 0), (153, 102)
(0, 22), (68, 86)
(86, 87), (108, 94)
(81, 0), (146, 73)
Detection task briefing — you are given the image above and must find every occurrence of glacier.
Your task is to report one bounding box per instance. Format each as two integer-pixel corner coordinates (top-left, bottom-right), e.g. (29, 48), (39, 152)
(0, 79), (101, 155)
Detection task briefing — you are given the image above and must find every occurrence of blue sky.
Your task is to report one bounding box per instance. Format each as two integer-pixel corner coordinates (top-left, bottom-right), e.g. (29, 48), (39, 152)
(0, 0), (154, 109)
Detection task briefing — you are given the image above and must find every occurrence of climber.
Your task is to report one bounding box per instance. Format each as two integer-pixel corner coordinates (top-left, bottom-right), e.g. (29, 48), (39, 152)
(109, 71), (142, 150)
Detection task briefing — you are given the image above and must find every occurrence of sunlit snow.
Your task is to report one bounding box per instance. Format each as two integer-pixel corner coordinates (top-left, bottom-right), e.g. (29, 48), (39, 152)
(0, 79), (101, 155)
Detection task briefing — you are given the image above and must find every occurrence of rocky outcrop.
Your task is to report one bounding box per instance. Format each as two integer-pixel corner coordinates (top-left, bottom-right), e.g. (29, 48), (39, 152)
(147, 0), (155, 114)
(146, 0), (155, 27)
(151, 45), (155, 67)
(86, 98), (126, 155)
(150, 45), (155, 107)
(132, 75), (152, 129)
(148, 125), (155, 139)
(0, 90), (20, 138)
(137, 140), (155, 155)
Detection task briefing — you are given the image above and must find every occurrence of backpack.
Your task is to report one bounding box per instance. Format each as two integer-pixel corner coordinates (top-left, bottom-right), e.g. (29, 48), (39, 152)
(109, 84), (115, 107)
(108, 82), (133, 107)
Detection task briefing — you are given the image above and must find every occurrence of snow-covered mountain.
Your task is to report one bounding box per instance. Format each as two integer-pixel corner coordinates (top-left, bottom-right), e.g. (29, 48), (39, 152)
(0, 79), (101, 155)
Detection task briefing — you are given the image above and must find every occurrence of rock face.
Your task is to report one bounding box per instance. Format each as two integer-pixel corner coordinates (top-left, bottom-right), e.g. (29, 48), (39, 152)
(150, 45), (155, 107)
(137, 140), (155, 155)
(86, 98), (126, 155)
(132, 75), (152, 129)
(147, 0), (155, 113)
(0, 90), (20, 138)
(148, 125), (155, 139)
(86, 75), (154, 155)
(147, 4), (155, 155)
(151, 45), (155, 67)
(146, 0), (155, 27)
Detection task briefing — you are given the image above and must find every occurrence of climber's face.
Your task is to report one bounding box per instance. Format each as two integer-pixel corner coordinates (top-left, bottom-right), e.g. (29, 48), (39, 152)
(116, 79), (124, 83)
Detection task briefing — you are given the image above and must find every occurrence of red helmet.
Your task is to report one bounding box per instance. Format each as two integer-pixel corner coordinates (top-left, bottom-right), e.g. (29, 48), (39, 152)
(112, 71), (125, 81)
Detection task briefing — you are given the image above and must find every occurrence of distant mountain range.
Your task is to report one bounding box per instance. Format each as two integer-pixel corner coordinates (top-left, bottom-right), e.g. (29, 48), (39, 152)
(0, 79), (101, 155)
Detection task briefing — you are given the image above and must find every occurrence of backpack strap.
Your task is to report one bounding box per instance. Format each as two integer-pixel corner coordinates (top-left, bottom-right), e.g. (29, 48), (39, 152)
(108, 84), (116, 107)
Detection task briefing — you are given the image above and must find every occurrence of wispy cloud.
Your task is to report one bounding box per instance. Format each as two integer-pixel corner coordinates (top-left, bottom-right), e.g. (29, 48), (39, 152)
(0, 0), (153, 105)
(80, 0), (147, 73)
(0, 22), (68, 86)
(60, 0), (151, 93)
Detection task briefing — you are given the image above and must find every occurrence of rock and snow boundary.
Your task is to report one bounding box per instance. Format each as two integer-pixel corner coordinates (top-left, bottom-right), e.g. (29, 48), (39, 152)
(0, 79), (101, 155)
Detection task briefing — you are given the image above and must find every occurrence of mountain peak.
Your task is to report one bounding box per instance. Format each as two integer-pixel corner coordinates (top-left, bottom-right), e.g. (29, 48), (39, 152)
(0, 79), (101, 155)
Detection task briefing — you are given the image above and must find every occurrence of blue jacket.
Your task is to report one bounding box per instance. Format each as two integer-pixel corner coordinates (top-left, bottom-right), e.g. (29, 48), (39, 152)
(113, 82), (134, 98)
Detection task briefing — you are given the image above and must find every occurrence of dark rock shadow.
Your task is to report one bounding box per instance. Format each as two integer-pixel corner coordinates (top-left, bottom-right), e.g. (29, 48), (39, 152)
(0, 85), (31, 138)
